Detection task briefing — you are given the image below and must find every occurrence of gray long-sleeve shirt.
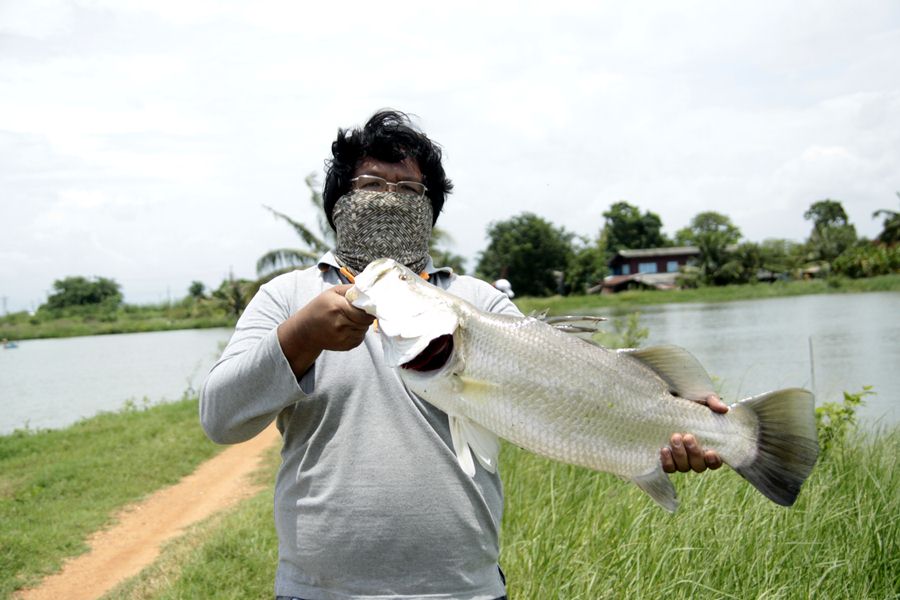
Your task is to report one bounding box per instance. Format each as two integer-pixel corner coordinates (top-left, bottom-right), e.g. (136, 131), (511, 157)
(200, 253), (521, 600)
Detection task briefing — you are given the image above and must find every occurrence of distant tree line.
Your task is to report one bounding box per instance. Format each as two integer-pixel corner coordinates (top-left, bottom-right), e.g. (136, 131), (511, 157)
(25, 189), (900, 320)
(474, 195), (900, 296)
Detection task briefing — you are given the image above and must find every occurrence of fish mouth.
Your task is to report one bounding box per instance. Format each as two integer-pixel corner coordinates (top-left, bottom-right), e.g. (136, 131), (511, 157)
(401, 334), (454, 372)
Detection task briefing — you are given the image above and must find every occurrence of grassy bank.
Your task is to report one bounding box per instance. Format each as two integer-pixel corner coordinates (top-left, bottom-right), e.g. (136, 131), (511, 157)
(5, 395), (898, 598)
(514, 272), (900, 315)
(0, 312), (235, 341)
(104, 429), (900, 598)
(0, 397), (223, 597)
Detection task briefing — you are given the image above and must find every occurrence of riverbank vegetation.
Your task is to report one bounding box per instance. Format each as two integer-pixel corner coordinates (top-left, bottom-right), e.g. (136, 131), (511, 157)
(4, 391), (897, 598)
(514, 272), (900, 315)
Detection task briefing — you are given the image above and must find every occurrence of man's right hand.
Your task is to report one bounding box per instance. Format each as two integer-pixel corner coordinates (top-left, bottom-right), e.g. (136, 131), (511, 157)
(277, 284), (375, 376)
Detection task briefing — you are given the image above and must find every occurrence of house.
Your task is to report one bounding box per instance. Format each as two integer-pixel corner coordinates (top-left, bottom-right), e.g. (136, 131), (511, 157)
(593, 246), (699, 294)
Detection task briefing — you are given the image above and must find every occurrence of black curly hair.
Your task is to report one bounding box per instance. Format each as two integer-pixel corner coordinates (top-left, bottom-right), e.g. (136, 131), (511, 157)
(322, 110), (453, 229)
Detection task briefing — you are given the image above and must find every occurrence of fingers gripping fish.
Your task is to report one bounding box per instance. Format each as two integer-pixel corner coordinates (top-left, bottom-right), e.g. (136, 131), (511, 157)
(346, 258), (819, 512)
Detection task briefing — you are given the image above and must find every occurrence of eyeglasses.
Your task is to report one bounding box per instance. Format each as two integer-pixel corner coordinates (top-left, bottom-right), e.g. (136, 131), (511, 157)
(350, 175), (428, 199)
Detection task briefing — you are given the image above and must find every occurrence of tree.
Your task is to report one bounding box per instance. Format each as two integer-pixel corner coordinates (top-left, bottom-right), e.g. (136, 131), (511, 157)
(566, 236), (607, 294)
(429, 228), (467, 275)
(758, 238), (806, 277)
(476, 213), (574, 297)
(803, 199), (857, 264)
(675, 212), (742, 285)
(188, 281), (206, 299)
(600, 201), (668, 258)
(257, 173), (333, 279)
(42, 276), (123, 310)
(872, 193), (900, 245)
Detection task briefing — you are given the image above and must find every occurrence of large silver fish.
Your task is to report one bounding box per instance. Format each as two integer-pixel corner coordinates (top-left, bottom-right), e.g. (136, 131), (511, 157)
(346, 258), (819, 511)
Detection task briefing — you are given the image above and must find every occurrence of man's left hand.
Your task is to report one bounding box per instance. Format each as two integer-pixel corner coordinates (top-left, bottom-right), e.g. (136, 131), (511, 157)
(660, 394), (728, 473)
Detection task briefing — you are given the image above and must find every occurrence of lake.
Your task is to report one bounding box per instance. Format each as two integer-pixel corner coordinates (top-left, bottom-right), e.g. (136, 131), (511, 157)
(0, 328), (233, 435)
(0, 291), (897, 435)
(617, 291), (899, 427)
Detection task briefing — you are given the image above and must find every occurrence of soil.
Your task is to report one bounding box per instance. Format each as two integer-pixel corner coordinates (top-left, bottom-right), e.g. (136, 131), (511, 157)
(15, 424), (280, 600)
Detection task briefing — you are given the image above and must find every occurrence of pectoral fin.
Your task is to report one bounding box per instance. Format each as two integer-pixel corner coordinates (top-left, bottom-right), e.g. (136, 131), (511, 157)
(621, 345), (716, 402)
(449, 415), (500, 476)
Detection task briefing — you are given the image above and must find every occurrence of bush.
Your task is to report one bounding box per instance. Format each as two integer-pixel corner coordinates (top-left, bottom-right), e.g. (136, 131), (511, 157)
(832, 244), (900, 278)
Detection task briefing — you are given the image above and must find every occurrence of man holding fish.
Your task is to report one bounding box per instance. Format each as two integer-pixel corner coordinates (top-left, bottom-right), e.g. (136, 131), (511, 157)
(201, 111), (759, 600)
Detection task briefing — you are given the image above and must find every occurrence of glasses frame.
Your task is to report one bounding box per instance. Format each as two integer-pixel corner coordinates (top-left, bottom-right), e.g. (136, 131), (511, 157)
(350, 175), (428, 199)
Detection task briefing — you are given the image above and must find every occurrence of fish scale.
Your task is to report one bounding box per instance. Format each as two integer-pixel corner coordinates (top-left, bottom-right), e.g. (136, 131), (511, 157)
(348, 258), (819, 511)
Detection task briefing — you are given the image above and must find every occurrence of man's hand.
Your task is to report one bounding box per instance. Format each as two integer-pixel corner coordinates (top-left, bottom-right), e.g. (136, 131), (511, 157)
(660, 394), (728, 473)
(278, 285), (375, 375)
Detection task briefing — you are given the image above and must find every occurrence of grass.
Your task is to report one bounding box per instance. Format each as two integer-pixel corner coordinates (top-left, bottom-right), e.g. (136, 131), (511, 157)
(0, 312), (235, 341)
(498, 429), (899, 598)
(0, 396), (224, 597)
(4, 393), (897, 598)
(513, 273), (900, 315)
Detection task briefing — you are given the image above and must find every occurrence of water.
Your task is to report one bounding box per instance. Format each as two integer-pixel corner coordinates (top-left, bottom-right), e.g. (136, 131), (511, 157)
(0, 328), (232, 435)
(0, 292), (897, 435)
(620, 292), (900, 426)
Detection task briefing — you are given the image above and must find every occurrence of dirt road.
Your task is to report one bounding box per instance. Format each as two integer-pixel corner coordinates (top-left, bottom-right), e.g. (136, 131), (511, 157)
(16, 425), (280, 600)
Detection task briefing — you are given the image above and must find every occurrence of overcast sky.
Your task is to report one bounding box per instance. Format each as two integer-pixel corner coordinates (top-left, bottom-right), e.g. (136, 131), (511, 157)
(1, 1), (898, 312)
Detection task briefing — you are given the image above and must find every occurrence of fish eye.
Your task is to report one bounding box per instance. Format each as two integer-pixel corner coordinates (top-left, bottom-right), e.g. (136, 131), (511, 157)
(399, 274), (409, 281)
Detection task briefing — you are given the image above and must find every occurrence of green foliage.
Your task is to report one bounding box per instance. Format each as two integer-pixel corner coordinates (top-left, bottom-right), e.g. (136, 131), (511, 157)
(42, 276), (123, 312)
(212, 275), (255, 318)
(476, 212), (574, 297)
(257, 173), (332, 278)
(832, 243), (900, 278)
(600, 201), (668, 259)
(592, 312), (649, 349)
(430, 227), (467, 275)
(675, 211), (743, 285)
(565, 236), (607, 294)
(872, 194), (899, 244)
(188, 281), (206, 299)
(804, 199), (858, 264)
(816, 386), (874, 455)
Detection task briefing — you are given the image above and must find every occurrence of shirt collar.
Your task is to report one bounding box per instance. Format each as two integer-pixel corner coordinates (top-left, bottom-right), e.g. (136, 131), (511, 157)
(317, 251), (454, 278)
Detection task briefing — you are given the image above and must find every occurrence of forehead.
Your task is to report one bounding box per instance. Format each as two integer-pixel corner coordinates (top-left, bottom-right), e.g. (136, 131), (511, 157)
(353, 156), (423, 181)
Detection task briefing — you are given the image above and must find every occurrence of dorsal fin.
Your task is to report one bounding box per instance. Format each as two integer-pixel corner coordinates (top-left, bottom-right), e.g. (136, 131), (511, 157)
(620, 345), (716, 402)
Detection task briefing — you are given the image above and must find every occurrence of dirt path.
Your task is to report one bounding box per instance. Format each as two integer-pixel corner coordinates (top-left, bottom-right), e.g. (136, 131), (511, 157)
(16, 425), (281, 600)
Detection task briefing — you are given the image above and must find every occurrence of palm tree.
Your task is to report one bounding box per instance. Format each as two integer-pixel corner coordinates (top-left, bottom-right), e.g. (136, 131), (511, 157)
(256, 174), (333, 280)
(872, 193), (900, 245)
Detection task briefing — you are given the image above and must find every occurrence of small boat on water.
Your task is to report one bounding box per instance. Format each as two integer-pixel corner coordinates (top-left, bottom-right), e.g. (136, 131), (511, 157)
(2, 339), (18, 349)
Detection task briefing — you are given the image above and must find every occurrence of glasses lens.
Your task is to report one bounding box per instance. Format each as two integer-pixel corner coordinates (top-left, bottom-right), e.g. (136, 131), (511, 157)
(397, 181), (426, 197)
(353, 175), (388, 192)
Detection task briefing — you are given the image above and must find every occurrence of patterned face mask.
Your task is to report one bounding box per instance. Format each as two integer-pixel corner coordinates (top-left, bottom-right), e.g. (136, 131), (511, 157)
(332, 190), (434, 275)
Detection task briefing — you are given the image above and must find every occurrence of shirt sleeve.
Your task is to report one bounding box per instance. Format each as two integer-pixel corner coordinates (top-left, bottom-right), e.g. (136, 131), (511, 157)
(199, 279), (310, 444)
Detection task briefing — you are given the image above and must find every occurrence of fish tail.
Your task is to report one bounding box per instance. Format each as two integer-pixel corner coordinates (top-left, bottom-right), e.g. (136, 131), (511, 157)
(732, 388), (819, 507)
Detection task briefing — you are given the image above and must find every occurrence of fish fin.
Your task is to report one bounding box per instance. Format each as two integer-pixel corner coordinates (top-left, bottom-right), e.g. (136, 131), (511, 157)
(541, 315), (608, 333)
(449, 415), (500, 475)
(449, 415), (476, 477)
(633, 467), (678, 512)
(732, 388), (819, 507)
(621, 345), (716, 402)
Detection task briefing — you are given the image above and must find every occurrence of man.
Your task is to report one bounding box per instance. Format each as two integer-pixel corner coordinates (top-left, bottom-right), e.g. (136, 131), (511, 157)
(200, 110), (724, 600)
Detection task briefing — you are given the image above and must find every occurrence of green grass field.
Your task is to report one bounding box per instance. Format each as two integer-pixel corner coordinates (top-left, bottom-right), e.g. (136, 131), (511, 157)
(4, 396), (896, 599)
(0, 397), (224, 597)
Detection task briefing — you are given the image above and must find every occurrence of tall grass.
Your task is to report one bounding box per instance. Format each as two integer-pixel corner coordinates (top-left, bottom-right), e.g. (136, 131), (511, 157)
(100, 426), (900, 599)
(5, 394), (897, 598)
(0, 397), (223, 597)
(499, 428), (899, 598)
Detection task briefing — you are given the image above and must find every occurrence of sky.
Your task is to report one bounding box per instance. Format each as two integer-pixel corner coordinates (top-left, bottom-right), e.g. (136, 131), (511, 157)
(1, 1), (898, 313)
